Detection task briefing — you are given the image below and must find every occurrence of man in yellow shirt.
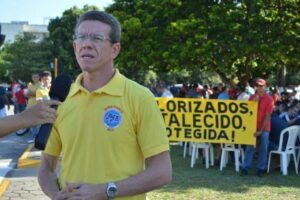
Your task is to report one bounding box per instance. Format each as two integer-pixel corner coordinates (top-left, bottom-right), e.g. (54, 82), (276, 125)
(38, 11), (172, 200)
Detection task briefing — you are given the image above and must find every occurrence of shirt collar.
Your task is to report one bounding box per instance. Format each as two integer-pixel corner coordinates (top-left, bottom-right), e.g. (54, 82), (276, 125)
(68, 69), (125, 97)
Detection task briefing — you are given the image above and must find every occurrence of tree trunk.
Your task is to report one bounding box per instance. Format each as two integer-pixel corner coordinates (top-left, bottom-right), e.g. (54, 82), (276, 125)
(278, 65), (286, 87)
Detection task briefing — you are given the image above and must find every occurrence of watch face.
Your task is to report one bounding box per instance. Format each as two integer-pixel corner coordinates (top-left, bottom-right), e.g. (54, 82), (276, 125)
(107, 185), (117, 198)
(109, 187), (116, 193)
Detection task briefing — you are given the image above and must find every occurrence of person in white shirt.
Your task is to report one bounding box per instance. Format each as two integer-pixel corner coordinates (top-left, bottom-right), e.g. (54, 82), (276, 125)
(157, 82), (173, 98)
(237, 86), (250, 101)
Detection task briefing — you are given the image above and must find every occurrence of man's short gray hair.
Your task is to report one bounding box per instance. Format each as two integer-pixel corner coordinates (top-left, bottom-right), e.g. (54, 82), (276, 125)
(74, 11), (121, 44)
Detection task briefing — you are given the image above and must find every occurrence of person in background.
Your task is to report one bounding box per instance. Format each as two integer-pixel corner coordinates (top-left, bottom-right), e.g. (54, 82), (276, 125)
(201, 85), (210, 99)
(217, 83), (224, 94)
(25, 73), (42, 143)
(218, 85), (229, 100)
(237, 85), (250, 101)
(26, 73), (41, 107)
(36, 71), (52, 101)
(296, 101), (300, 116)
(269, 113), (289, 151)
(271, 88), (280, 104)
(246, 81), (255, 96)
(11, 81), (20, 114)
(0, 100), (60, 138)
(28, 71), (51, 143)
(186, 83), (201, 98)
(279, 105), (300, 126)
(209, 86), (219, 99)
(15, 84), (27, 113)
(156, 81), (174, 98)
(240, 78), (274, 177)
(228, 85), (238, 99)
(179, 83), (188, 97)
(38, 11), (172, 200)
(0, 84), (10, 118)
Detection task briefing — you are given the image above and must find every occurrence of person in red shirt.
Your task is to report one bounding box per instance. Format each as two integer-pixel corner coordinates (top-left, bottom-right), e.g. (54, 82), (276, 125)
(240, 78), (274, 177)
(15, 84), (27, 113)
(271, 88), (280, 104)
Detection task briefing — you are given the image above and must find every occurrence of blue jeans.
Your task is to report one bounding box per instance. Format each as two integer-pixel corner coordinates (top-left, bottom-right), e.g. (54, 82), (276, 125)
(17, 104), (26, 113)
(243, 131), (269, 171)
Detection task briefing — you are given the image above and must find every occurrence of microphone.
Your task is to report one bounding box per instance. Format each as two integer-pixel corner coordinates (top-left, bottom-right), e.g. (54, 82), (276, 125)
(34, 73), (72, 150)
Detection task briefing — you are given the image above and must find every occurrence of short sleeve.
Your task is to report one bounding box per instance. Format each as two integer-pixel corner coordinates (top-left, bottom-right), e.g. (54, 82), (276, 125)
(136, 93), (169, 159)
(44, 123), (62, 156)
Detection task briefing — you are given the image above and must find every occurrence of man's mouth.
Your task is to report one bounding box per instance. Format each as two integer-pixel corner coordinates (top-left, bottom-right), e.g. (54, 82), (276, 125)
(81, 54), (95, 59)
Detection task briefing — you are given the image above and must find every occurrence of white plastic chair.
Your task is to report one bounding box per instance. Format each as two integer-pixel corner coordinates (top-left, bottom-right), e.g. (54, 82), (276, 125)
(220, 143), (244, 172)
(190, 142), (214, 169)
(183, 142), (192, 158)
(267, 126), (299, 175)
(295, 126), (300, 166)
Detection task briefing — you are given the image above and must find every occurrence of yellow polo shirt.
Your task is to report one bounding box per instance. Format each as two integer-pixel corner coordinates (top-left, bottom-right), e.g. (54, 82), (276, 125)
(36, 86), (50, 101)
(45, 70), (169, 200)
(27, 82), (41, 107)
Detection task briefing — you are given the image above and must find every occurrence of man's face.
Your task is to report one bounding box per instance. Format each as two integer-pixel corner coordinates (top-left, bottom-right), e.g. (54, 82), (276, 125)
(73, 20), (120, 74)
(256, 84), (265, 94)
(41, 75), (51, 87)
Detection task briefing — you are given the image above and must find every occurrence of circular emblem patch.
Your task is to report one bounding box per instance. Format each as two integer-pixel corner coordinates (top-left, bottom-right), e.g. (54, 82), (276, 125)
(103, 107), (122, 130)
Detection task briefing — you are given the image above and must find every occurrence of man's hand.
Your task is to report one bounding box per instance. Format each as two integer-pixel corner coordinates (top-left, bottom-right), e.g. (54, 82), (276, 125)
(52, 191), (68, 200)
(61, 183), (107, 200)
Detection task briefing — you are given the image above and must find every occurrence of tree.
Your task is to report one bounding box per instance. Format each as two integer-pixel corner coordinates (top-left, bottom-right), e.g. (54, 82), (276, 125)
(106, 0), (299, 86)
(0, 33), (52, 82)
(4, 1), (297, 86)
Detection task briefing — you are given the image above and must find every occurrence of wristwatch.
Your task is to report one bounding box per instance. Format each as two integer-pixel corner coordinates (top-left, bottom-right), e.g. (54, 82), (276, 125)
(106, 182), (117, 199)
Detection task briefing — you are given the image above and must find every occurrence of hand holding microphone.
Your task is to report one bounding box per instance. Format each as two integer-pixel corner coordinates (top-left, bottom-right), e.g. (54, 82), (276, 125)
(35, 74), (72, 150)
(20, 100), (61, 126)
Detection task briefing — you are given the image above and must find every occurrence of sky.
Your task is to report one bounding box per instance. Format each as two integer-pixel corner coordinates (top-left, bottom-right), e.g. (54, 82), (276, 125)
(0, 0), (114, 25)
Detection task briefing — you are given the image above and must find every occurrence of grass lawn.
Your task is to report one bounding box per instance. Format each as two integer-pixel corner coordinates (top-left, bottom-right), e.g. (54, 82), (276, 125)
(148, 144), (300, 200)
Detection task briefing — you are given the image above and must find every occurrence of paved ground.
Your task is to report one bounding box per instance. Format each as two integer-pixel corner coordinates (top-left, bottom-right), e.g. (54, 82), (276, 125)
(0, 132), (49, 199)
(0, 106), (50, 199)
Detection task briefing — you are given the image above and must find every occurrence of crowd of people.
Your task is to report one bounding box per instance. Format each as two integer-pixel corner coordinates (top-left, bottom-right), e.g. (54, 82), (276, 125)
(152, 78), (300, 177)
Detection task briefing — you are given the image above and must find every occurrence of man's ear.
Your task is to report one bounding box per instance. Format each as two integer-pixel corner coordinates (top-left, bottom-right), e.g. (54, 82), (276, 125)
(73, 41), (77, 51)
(111, 43), (121, 59)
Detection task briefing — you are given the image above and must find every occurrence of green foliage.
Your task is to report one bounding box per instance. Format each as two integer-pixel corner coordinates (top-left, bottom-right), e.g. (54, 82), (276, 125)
(107, 0), (299, 86)
(1, 1), (298, 86)
(0, 33), (52, 82)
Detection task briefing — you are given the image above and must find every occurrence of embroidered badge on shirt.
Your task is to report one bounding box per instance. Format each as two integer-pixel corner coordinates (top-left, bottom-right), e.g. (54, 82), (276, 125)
(103, 107), (123, 130)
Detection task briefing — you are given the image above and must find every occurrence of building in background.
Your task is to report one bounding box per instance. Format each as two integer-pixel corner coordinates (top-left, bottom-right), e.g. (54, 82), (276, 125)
(0, 21), (48, 43)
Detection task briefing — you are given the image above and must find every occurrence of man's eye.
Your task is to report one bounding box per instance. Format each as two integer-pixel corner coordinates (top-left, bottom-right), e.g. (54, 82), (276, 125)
(78, 35), (86, 40)
(93, 36), (104, 41)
